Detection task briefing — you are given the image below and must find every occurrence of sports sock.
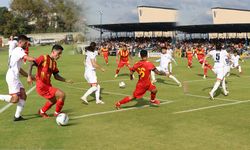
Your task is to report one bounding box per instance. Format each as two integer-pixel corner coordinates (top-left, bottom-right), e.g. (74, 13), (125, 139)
(14, 99), (25, 118)
(169, 63), (172, 73)
(0, 95), (11, 103)
(204, 67), (208, 76)
(119, 96), (132, 105)
(41, 101), (54, 113)
(222, 78), (227, 93)
(95, 85), (101, 101)
(115, 69), (120, 74)
(82, 86), (98, 99)
(211, 81), (221, 94)
(238, 66), (242, 73)
(55, 99), (64, 114)
(151, 71), (156, 81)
(151, 92), (156, 100)
(169, 75), (181, 84)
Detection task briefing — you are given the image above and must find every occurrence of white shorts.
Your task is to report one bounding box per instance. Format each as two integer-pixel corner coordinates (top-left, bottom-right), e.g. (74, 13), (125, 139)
(6, 75), (24, 94)
(84, 69), (97, 84)
(157, 66), (169, 74)
(213, 67), (227, 80)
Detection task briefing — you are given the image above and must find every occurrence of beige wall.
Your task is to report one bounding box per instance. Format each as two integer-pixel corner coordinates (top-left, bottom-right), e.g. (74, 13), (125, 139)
(138, 6), (177, 23)
(212, 8), (250, 24)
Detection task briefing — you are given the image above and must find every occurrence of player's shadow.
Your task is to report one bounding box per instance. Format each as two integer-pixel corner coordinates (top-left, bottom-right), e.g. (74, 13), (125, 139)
(202, 87), (224, 98)
(196, 73), (204, 77)
(228, 73), (240, 77)
(121, 99), (159, 109)
(117, 73), (130, 77)
(156, 78), (179, 86)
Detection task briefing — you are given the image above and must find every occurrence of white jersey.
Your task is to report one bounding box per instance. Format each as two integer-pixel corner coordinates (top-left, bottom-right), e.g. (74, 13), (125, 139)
(8, 40), (17, 57)
(167, 49), (174, 60)
(85, 51), (97, 70)
(231, 54), (240, 67)
(159, 53), (172, 69)
(7, 47), (26, 78)
(208, 50), (228, 68)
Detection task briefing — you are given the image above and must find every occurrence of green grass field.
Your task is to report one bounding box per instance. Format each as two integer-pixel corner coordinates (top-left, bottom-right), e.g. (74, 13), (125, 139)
(0, 45), (250, 150)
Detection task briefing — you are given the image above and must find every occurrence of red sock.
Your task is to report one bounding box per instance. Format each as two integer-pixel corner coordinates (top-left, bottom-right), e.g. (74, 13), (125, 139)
(207, 64), (213, 70)
(204, 67), (208, 76)
(151, 92), (156, 100)
(119, 96), (131, 105)
(41, 101), (54, 113)
(55, 99), (64, 113)
(116, 69), (120, 74)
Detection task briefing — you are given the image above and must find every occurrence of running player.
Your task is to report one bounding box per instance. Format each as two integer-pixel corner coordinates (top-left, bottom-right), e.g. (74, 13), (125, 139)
(230, 50), (242, 74)
(115, 50), (167, 109)
(114, 44), (132, 78)
(195, 45), (213, 79)
(81, 42), (105, 104)
(7, 35), (17, 57)
(203, 43), (230, 100)
(151, 47), (182, 87)
(100, 44), (109, 64)
(28, 44), (73, 118)
(186, 46), (193, 68)
(0, 35), (35, 121)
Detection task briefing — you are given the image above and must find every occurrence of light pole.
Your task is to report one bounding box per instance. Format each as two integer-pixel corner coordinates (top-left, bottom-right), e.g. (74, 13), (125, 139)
(99, 11), (103, 42)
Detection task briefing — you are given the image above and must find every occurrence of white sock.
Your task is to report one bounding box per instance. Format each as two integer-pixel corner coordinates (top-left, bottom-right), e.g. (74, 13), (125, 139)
(15, 99), (25, 118)
(82, 86), (97, 99)
(238, 66), (242, 73)
(169, 63), (172, 73)
(211, 81), (221, 94)
(0, 94), (11, 103)
(222, 78), (227, 93)
(95, 85), (101, 101)
(169, 75), (180, 84)
(151, 71), (156, 81)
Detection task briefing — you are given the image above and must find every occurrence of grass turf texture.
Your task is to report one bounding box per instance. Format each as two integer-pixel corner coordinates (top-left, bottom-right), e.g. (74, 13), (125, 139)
(0, 45), (250, 150)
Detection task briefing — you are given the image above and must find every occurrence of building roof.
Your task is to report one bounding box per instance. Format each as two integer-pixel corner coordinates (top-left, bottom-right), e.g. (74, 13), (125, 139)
(211, 7), (250, 12)
(89, 22), (250, 33)
(137, 6), (178, 10)
(89, 22), (176, 32)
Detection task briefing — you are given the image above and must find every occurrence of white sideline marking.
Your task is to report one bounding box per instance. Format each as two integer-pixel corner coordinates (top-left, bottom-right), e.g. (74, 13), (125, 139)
(173, 99), (250, 114)
(72, 101), (173, 119)
(0, 86), (36, 114)
(185, 93), (240, 102)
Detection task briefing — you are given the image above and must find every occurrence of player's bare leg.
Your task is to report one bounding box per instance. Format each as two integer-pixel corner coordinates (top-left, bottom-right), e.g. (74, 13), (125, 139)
(115, 96), (135, 109)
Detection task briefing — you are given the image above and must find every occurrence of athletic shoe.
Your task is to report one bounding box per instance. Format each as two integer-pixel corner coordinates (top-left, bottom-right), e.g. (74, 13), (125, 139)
(54, 112), (60, 117)
(224, 90), (229, 96)
(209, 92), (214, 100)
(96, 100), (105, 104)
(81, 96), (88, 104)
(203, 75), (207, 79)
(13, 116), (25, 121)
(38, 109), (49, 118)
(114, 74), (118, 78)
(115, 102), (121, 110)
(150, 99), (160, 105)
(178, 83), (182, 87)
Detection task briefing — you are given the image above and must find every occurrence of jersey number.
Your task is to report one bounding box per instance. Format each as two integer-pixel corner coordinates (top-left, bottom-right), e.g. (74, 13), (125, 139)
(138, 67), (145, 78)
(215, 53), (220, 63)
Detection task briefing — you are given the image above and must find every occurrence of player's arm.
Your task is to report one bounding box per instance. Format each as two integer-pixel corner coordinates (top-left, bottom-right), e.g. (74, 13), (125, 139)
(20, 68), (29, 77)
(91, 59), (105, 72)
(202, 54), (211, 68)
(23, 55), (35, 62)
(53, 73), (73, 83)
(27, 61), (37, 85)
(152, 68), (167, 76)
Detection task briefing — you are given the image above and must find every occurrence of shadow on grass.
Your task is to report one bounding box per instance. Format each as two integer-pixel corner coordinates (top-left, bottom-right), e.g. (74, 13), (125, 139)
(156, 78), (179, 86)
(121, 99), (159, 109)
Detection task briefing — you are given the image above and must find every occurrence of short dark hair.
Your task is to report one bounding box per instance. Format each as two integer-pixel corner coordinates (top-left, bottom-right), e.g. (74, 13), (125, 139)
(86, 42), (96, 52)
(52, 44), (64, 51)
(215, 43), (222, 50)
(140, 50), (148, 58)
(17, 35), (28, 42)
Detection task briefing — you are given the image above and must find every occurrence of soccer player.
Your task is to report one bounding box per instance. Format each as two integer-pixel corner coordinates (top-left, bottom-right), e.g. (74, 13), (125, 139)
(203, 43), (230, 100)
(28, 44), (73, 118)
(23, 41), (30, 63)
(114, 44), (132, 78)
(80, 42), (105, 104)
(195, 45), (213, 79)
(151, 48), (182, 87)
(186, 47), (193, 68)
(230, 50), (242, 74)
(0, 35), (35, 121)
(100, 44), (109, 64)
(115, 50), (167, 109)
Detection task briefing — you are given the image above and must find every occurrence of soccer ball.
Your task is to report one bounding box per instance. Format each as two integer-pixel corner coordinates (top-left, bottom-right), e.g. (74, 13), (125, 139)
(56, 113), (69, 126)
(119, 81), (126, 88)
